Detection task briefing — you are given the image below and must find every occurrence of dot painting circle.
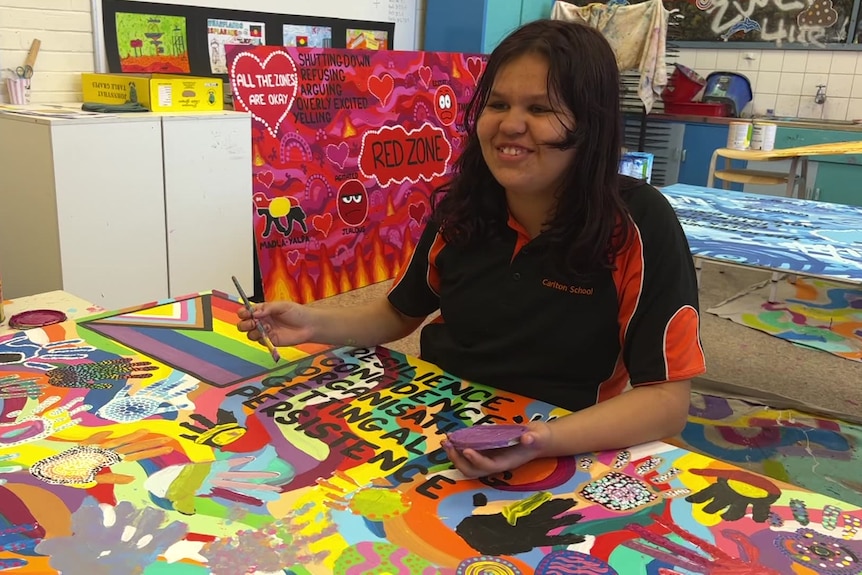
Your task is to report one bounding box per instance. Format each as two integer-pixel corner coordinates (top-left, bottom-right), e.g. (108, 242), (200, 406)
(456, 556), (521, 575)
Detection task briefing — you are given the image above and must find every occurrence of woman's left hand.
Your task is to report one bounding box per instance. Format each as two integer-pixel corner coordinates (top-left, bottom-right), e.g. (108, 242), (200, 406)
(443, 421), (552, 478)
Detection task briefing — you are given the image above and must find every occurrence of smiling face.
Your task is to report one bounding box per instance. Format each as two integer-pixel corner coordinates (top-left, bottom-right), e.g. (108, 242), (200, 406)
(337, 179), (369, 226)
(476, 53), (575, 202)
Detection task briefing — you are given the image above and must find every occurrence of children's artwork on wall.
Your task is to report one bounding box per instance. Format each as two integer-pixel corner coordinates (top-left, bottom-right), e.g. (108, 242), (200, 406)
(115, 12), (190, 73)
(283, 24), (333, 48)
(346, 29), (389, 50)
(1, 294), (861, 574)
(207, 19), (265, 75)
(227, 46), (486, 303)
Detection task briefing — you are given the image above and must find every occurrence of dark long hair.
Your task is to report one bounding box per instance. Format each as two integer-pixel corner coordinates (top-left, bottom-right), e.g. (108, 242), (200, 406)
(431, 19), (630, 272)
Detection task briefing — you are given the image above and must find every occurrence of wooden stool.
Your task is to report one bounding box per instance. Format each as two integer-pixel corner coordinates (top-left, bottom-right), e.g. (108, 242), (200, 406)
(707, 148), (809, 198)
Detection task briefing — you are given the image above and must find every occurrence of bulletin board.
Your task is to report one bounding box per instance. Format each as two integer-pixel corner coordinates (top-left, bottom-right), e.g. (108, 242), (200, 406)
(93, 0), (417, 75)
(98, 0), (399, 77)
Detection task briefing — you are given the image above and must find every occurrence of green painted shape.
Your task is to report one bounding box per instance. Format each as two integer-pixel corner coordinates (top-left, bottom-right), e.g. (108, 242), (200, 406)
(76, 324), (141, 356)
(143, 563), (208, 575)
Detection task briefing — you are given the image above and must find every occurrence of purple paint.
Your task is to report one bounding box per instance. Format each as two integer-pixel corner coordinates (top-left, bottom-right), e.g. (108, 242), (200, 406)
(86, 324), (238, 384)
(444, 424), (528, 451)
(8, 310), (67, 329)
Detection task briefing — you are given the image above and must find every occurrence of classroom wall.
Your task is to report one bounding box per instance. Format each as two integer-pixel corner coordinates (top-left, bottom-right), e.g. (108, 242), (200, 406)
(0, 0), (95, 103)
(676, 48), (862, 121)
(0, 0), (427, 104)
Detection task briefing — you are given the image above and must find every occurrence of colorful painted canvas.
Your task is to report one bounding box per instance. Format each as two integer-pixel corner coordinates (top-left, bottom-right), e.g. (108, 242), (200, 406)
(226, 46), (485, 303)
(673, 391), (862, 508)
(707, 277), (862, 361)
(346, 29), (389, 50)
(115, 12), (190, 74)
(2, 292), (862, 574)
(207, 19), (265, 75)
(662, 183), (862, 282)
(283, 25), (332, 48)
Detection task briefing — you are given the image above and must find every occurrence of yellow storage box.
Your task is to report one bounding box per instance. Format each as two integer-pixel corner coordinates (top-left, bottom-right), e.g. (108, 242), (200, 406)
(81, 73), (223, 112)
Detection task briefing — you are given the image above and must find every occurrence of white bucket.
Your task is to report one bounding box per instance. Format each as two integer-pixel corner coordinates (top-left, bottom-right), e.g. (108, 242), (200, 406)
(726, 121), (752, 150)
(751, 122), (777, 151)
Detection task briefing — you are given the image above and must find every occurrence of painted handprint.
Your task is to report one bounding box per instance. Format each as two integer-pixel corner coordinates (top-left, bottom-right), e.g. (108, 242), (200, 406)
(0, 395), (91, 448)
(144, 450), (295, 515)
(455, 493), (585, 555)
(35, 497), (187, 575)
(0, 522), (43, 571)
(48, 358), (157, 389)
(96, 373), (198, 423)
(0, 374), (44, 399)
(0, 336), (95, 371)
(29, 429), (174, 485)
(179, 409), (247, 448)
(685, 467), (780, 522)
(625, 514), (781, 575)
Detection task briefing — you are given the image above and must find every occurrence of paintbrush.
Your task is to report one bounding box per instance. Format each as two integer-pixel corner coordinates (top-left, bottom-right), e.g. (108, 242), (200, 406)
(231, 275), (280, 363)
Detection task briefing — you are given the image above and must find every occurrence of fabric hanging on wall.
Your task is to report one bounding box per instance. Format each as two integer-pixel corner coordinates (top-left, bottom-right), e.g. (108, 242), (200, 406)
(551, 0), (668, 113)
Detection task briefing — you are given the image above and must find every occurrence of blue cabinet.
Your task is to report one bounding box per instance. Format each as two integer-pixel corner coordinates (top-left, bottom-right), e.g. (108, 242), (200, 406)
(678, 123), (744, 192)
(424, 0), (555, 54)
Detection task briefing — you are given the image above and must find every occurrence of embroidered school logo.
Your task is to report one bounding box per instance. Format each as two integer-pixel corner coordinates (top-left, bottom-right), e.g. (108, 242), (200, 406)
(541, 279), (594, 295)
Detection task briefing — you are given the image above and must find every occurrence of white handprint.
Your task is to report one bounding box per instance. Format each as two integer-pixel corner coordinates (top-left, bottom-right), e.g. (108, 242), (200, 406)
(0, 396), (92, 447)
(0, 336), (96, 371)
(96, 373), (198, 423)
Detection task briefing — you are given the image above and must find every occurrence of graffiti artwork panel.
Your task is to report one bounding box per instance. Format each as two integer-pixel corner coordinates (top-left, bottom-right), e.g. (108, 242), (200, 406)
(226, 46), (485, 303)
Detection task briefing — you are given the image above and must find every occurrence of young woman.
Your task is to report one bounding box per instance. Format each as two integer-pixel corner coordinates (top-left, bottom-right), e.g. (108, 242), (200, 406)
(238, 20), (706, 478)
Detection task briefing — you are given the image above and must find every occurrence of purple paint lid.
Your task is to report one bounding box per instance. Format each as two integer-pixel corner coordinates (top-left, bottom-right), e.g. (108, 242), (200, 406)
(8, 309), (67, 329)
(445, 424), (528, 451)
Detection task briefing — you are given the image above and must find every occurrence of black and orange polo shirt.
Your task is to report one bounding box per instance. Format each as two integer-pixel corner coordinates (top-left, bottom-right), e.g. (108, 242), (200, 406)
(387, 180), (706, 412)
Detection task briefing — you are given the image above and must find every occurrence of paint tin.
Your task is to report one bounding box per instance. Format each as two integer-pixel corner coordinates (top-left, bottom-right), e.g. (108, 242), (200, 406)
(751, 122), (777, 151)
(726, 121), (752, 150)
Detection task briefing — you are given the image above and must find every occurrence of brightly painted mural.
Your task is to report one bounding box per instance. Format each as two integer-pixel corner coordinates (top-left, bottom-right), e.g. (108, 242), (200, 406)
(1, 292), (861, 574)
(662, 183), (862, 283)
(226, 46), (485, 304)
(707, 277), (862, 362)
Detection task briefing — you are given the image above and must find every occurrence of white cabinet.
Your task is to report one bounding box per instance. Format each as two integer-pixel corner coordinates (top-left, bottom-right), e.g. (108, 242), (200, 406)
(0, 111), (252, 310)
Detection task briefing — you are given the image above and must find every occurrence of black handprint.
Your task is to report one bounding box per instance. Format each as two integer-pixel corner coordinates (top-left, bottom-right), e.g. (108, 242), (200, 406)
(455, 497), (584, 555)
(685, 468), (780, 522)
(179, 409), (247, 448)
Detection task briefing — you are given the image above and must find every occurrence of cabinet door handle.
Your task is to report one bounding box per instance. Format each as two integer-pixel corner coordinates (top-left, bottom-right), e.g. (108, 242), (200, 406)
(681, 149), (686, 162)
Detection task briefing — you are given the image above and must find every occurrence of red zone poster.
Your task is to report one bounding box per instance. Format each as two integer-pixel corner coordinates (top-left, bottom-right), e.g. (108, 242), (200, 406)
(226, 46), (486, 303)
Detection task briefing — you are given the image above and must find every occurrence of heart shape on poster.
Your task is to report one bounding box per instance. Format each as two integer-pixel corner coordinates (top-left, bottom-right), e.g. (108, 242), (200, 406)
(312, 213), (333, 237)
(408, 201), (427, 224)
(256, 171), (274, 188)
(286, 250), (300, 265)
(466, 56), (484, 83)
(368, 73), (395, 106)
(419, 65), (432, 87)
(452, 136), (462, 150)
(231, 50), (299, 137)
(325, 142), (350, 169)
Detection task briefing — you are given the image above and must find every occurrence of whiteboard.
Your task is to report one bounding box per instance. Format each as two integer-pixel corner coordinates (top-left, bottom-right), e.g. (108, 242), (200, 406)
(92, 0), (421, 72)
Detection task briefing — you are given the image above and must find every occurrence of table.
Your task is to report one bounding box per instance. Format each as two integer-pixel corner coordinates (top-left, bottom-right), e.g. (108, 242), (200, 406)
(663, 183), (862, 302)
(707, 140), (862, 199)
(0, 290), (104, 338)
(1, 290), (861, 574)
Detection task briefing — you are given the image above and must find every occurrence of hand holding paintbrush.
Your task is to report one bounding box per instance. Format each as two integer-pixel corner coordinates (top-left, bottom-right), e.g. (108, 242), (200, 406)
(232, 276), (281, 363)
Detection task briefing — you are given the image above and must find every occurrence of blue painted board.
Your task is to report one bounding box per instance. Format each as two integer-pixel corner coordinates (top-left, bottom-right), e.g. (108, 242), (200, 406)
(662, 183), (862, 281)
